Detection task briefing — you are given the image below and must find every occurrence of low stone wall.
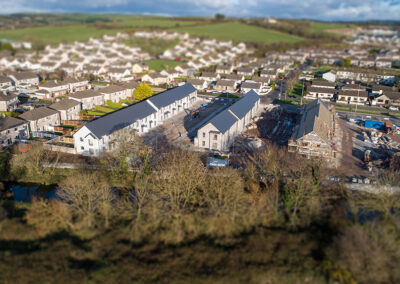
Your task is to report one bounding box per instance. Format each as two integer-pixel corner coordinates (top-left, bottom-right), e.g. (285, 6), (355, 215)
(43, 143), (77, 155)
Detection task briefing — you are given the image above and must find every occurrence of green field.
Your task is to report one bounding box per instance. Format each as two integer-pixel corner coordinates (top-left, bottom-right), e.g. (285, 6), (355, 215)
(310, 21), (351, 33)
(171, 22), (303, 44)
(146, 59), (183, 71)
(0, 25), (120, 47)
(119, 18), (200, 28)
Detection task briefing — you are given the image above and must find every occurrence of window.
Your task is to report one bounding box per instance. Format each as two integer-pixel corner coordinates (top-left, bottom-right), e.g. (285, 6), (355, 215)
(202, 132), (205, 138)
(81, 146), (84, 150)
(80, 137), (83, 142)
(89, 148), (94, 155)
(89, 139), (93, 146)
(212, 143), (218, 149)
(202, 141), (205, 147)
(213, 134), (218, 140)
(14, 128), (17, 131)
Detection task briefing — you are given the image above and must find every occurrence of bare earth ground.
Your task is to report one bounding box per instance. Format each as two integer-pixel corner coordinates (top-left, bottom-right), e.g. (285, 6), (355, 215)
(336, 118), (368, 177)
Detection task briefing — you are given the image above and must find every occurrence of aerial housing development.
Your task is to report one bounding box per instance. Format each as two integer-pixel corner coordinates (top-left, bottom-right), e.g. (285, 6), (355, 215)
(0, 10), (400, 283)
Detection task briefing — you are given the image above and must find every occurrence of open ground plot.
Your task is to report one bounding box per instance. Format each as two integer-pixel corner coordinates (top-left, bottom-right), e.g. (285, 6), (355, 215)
(170, 22), (303, 44)
(337, 116), (400, 178)
(254, 106), (298, 146)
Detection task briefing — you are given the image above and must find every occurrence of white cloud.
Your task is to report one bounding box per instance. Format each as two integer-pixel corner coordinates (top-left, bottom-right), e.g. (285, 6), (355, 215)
(0, 0), (398, 20)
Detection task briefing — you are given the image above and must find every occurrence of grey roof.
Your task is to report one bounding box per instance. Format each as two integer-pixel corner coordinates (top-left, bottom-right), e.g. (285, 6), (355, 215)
(224, 74), (242, 81)
(241, 82), (261, 89)
(237, 67), (253, 73)
(19, 107), (59, 121)
(63, 77), (88, 84)
(251, 77), (270, 83)
(312, 81), (336, 88)
(216, 79), (236, 87)
(338, 90), (369, 98)
(0, 76), (11, 84)
(84, 101), (157, 139)
(382, 92), (400, 100)
(40, 81), (69, 88)
(372, 84), (394, 92)
(0, 93), (17, 101)
(10, 72), (38, 80)
(341, 84), (365, 90)
(49, 99), (81, 111)
(83, 83), (196, 139)
(0, 116), (26, 132)
(216, 65), (231, 70)
(118, 80), (139, 89)
(292, 99), (332, 143)
(200, 72), (217, 78)
(260, 70), (277, 75)
(209, 109), (238, 134)
(69, 90), (103, 100)
(99, 85), (125, 94)
(205, 90), (259, 134)
(148, 83), (196, 109)
(308, 86), (335, 94)
(187, 79), (205, 86)
(229, 90), (259, 119)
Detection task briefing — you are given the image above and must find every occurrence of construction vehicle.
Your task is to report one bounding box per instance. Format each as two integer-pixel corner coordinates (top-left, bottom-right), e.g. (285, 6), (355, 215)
(191, 110), (200, 119)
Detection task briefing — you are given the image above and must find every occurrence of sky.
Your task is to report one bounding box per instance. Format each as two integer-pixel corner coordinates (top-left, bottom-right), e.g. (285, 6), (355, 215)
(0, 0), (399, 21)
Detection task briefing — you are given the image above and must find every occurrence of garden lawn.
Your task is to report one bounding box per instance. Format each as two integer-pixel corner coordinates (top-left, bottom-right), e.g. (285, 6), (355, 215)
(106, 100), (123, 109)
(170, 22), (302, 44)
(289, 83), (305, 97)
(146, 59), (183, 71)
(87, 111), (106, 116)
(95, 105), (115, 113)
(121, 99), (134, 104)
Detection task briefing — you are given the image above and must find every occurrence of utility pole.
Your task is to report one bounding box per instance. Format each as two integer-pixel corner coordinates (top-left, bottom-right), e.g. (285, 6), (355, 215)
(301, 80), (304, 106)
(355, 83), (360, 113)
(279, 80), (281, 99)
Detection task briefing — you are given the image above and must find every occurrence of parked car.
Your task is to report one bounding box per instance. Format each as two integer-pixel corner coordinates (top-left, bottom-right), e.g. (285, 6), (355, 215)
(389, 106), (399, 111)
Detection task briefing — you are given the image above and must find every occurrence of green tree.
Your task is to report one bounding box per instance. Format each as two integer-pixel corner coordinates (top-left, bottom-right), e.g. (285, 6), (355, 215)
(343, 58), (352, 67)
(215, 13), (225, 21)
(0, 42), (14, 53)
(133, 83), (153, 100)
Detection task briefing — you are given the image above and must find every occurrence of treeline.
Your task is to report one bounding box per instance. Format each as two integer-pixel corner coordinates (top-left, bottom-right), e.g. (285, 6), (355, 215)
(0, 135), (399, 283)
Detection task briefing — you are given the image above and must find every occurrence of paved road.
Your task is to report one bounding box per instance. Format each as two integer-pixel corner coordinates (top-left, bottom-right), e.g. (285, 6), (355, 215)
(261, 69), (297, 105)
(337, 111), (400, 125)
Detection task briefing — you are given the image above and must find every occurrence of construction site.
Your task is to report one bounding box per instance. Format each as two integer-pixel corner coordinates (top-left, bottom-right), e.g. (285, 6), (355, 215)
(340, 117), (400, 177)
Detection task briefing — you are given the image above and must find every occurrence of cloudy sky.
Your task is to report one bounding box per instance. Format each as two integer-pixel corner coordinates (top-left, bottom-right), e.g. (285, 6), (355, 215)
(1, 0), (399, 21)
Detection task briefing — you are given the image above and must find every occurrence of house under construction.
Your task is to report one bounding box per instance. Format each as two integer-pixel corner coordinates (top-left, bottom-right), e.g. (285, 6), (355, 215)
(288, 98), (338, 165)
